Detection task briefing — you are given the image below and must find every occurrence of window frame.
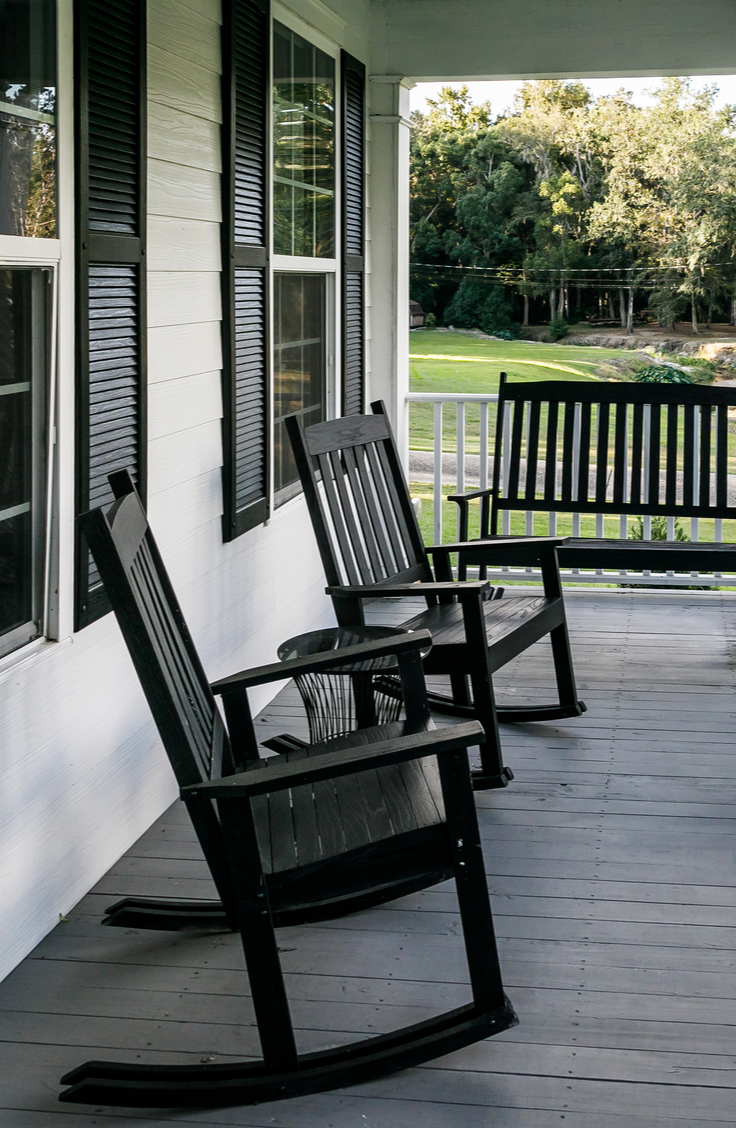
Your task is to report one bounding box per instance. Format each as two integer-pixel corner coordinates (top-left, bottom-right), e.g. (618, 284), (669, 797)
(0, 261), (55, 659)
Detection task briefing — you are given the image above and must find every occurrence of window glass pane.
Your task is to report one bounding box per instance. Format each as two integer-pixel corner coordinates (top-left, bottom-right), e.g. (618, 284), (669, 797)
(0, 267), (48, 652)
(0, 0), (57, 237)
(273, 273), (326, 501)
(273, 22), (334, 258)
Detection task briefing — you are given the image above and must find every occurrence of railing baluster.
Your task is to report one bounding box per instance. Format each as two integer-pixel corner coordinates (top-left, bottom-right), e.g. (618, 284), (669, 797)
(692, 406), (700, 578)
(642, 404), (651, 577)
(433, 400), (443, 547)
(480, 401), (489, 492)
(456, 401), (465, 539)
(502, 405), (511, 539)
(666, 515), (675, 578)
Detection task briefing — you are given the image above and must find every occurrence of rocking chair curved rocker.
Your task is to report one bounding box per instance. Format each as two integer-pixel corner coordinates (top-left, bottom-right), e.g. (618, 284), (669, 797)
(61, 474), (517, 1106)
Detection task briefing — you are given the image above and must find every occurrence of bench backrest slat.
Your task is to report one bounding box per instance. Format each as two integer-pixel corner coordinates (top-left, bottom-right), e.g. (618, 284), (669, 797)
(492, 376), (736, 529)
(630, 403), (643, 508)
(560, 401), (575, 503)
(717, 404), (729, 510)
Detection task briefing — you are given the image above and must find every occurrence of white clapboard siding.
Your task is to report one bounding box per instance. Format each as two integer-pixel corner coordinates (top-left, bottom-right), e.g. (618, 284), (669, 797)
(148, 0), (221, 70)
(148, 371), (222, 441)
(148, 418), (223, 495)
(149, 44), (221, 121)
(148, 321), (223, 382)
(149, 103), (221, 172)
(147, 467), (223, 539)
(0, 618), (177, 979)
(147, 217), (221, 270)
(149, 160), (221, 222)
(148, 271), (221, 327)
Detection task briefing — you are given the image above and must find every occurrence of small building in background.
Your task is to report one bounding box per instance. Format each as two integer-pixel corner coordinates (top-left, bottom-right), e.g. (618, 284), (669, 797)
(410, 300), (425, 328)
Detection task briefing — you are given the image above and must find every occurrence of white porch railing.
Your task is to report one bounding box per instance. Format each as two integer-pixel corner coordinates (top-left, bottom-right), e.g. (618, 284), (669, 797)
(406, 391), (735, 587)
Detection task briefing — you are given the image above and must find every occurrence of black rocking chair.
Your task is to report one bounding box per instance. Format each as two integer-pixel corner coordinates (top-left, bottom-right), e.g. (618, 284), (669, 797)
(287, 403), (586, 791)
(60, 474), (517, 1107)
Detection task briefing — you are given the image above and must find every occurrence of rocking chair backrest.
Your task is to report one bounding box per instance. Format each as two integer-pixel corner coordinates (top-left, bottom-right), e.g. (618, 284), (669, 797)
(286, 403), (433, 589)
(79, 472), (233, 789)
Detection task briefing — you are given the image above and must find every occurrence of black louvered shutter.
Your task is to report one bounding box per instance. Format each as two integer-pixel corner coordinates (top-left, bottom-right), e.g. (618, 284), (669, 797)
(74, 0), (147, 627)
(341, 52), (366, 415)
(221, 0), (269, 540)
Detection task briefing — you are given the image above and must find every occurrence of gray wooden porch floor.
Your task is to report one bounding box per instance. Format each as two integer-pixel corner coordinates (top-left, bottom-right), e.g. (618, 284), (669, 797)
(1, 590), (735, 1126)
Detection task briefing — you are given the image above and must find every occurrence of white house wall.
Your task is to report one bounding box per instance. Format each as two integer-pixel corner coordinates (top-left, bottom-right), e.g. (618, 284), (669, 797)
(0, 0), (373, 983)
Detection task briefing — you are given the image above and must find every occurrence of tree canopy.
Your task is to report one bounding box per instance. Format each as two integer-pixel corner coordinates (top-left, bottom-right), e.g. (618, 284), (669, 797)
(410, 79), (736, 334)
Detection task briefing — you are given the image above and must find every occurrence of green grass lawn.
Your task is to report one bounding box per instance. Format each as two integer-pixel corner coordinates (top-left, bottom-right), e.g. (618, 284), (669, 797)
(409, 329), (621, 454)
(409, 328), (623, 394)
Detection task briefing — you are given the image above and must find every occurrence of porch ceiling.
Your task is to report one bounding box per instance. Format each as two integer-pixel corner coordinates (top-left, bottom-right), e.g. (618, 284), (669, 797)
(371, 0), (736, 82)
(1, 589), (735, 1125)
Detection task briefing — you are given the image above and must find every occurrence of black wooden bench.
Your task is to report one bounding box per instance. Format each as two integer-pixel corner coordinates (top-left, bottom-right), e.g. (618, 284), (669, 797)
(449, 373), (736, 582)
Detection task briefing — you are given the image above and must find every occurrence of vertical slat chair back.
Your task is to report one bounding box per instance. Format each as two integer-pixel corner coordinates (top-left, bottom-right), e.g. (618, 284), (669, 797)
(79, 478), (234, 789)
(287, 407), (434, 589)
(491, 376), (736, 532)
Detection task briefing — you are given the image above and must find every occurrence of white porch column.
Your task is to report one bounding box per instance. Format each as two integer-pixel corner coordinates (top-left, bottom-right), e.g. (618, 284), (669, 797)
(367, 75), (413, 466)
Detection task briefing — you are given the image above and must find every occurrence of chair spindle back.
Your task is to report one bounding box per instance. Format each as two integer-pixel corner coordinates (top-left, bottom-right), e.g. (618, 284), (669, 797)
(79, 473), (233, 788)
(287, 405), (433, 590)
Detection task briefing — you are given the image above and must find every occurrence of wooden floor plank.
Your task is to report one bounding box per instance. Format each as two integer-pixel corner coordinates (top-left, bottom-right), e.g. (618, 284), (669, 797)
(1, 589), (735, 1125)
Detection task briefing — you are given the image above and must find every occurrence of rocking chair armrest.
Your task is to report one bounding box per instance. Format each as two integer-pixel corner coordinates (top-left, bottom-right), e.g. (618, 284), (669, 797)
(210, 629), (433, 694)
(182, 721), (485, 798)
(328, 581), (490, 598)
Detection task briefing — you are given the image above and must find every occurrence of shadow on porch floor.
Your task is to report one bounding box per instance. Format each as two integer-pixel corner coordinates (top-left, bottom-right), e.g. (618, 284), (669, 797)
(0, 590), (734, 1126)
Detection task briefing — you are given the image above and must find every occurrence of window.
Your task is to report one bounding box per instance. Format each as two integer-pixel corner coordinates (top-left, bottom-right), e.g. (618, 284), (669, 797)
(0, 0), (57, 238)
(271, 24), (334, 503)
(0, 267), (50, 658)
(221, 1), (366, 537)
(272, 23), (334, 259)
(273, 272), (326, 501)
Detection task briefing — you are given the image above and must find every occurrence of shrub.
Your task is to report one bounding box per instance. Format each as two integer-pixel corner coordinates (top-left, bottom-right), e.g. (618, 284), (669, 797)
(634, 365), (693, 384)
(490, 328), (516, 341)
(629, 515), (689, 542)
(671, 355), (718, 384)
(424, 312), (436, 330)
(548, 315), (568, 341)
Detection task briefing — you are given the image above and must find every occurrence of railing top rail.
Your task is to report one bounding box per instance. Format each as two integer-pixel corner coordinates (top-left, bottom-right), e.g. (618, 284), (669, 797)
(406, 393), (500, 404)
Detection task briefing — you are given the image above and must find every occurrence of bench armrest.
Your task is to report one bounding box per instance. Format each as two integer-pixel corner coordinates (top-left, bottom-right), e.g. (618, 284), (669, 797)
(446, 487), (495, 503)
(428, 536), (566, 555)
(327, 581), (490, 599)
(210, 629), (433, 694)
(446, 487), (495, 540)
(182, 721), (485, 798)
